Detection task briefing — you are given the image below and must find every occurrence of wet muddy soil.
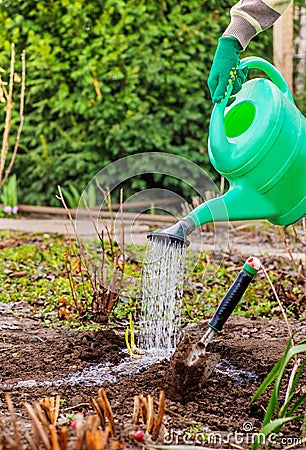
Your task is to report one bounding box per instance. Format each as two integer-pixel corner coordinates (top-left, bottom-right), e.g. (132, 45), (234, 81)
(0, 301), (305, 449)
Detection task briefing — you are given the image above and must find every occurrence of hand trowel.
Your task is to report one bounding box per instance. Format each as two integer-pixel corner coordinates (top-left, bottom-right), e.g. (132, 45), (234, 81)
(187, 256), (261, 367)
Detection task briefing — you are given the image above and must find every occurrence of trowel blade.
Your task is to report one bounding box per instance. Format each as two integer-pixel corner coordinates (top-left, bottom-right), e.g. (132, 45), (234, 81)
(187, 342), (208, 366)
(187, 328), (215, 366)
(164, 332), (220, 401)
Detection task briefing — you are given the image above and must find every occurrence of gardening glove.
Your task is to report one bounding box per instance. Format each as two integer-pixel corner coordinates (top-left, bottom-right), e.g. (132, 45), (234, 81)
(208, 36), (248, 106)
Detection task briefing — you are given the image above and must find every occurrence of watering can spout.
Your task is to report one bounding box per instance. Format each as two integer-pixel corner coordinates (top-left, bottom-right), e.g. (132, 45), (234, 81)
(186, 184), (278, 230)
(148, 185), (278, 246)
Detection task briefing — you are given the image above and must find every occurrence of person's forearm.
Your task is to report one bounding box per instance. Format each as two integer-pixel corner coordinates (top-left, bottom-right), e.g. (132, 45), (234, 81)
(223, 0), (292, 50)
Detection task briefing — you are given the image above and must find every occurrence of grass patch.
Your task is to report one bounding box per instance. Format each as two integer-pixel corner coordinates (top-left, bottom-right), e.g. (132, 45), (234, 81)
(0, 230), (305, 328)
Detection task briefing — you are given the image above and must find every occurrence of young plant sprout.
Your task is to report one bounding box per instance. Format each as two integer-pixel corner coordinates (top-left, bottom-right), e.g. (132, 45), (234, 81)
(125, 313), (145, 359)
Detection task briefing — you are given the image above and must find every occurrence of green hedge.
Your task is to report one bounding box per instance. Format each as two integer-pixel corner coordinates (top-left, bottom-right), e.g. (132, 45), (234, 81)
(0, 0), (273, 205)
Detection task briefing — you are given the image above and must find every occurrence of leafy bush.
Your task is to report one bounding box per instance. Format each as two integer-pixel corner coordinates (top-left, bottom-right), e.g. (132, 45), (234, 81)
(0, 0), (272, 205)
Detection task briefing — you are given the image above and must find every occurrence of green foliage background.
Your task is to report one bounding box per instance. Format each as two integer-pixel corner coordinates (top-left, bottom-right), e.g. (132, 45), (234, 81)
(0, 0), (273, 206)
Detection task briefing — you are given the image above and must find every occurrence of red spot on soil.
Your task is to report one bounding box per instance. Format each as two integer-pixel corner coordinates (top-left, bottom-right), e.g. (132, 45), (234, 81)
(134, 430), (145, 442)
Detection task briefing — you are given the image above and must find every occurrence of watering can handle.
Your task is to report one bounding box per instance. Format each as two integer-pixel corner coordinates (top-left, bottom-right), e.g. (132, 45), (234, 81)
(215, 56), (294, 114)
(239, 56), (294, 103)
(208, 56), (294, 156)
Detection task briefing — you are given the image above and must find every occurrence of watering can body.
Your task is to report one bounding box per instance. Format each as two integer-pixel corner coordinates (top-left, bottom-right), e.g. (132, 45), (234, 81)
(187, 57), (306, 229)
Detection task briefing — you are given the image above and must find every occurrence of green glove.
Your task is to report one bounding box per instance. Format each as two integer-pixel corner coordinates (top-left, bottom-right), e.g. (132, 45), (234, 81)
(208, 36), (248, 105)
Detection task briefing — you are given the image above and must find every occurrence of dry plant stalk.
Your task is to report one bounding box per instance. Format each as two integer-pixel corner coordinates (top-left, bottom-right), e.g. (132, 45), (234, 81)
(3, 389), (167, 449)
(261, 263), (293, 345)
(0, 43), (26, 188)
(0, 416), (16, 448)
(278, 226), (306, 281)
(5, 394), (22, 450)
(39, 396), (61, 426)
(23, 396), (67, 450)
(133, 390), (165, 438)
(146, 395), (154, 434)
(152, 390), (165, 440)
(24, 401), (52, 449)
(90, 398), (106, 429)
(57, 185), (124, 320)
(98, 388), (115, 436)
(75, 389), (119, 450)
(90, 387), (115, 436)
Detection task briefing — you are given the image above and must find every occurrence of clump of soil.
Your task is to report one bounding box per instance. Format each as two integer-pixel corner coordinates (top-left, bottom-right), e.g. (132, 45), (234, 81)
(164, 328), (220, 403)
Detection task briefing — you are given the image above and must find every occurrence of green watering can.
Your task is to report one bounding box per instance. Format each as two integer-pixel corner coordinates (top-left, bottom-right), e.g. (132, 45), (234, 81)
(148, 57), (306, 245)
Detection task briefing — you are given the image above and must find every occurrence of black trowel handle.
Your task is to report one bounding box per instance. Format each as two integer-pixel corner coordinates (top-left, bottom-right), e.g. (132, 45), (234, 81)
(208, 257), (260, 333)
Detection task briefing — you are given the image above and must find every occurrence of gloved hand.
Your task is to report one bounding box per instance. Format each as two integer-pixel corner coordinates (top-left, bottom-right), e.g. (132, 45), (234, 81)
(208, 36), (248, 105)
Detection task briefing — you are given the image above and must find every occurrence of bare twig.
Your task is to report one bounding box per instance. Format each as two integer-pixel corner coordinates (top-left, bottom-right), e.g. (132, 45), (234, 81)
(132, 395), (140, 424)
(152, 390), (165, 439)
(62, 402), (89, 411)
(261, 263), (294, 346)
(153, 399), (190, 421)
(278, 226), (306, 281)
(1, 49), (26, 188)
(78, 187), (124, 315)
(5, 394), (22, 450)
(98, 388), (115, 436)
(57, 186), (96, 306)
(23, 402), (51, 450)
(90, 397), (106, 429)
(64, 248), (79, 311)
(146, 395), (154, 434)
(119, 188), (125, 274)
(0, 43), (15, 184)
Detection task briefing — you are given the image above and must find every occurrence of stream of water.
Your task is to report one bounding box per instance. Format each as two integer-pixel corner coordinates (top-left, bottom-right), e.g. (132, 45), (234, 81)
(11, 352), (159, 389)
(138, 239), (187, 358)
(3, 356), (257, 389)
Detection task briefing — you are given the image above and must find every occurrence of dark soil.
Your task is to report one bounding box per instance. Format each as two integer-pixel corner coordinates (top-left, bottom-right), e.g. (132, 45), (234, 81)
(0, 301), (305, 449)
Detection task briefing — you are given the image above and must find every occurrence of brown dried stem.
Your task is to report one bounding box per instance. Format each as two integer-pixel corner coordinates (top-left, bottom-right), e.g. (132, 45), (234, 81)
(261, 263), (294, 346)
(39, 396), (60, 426)
(0, 44), (26, 188)
(1, 48), (26, 188)
(152, 390), (165, 439)
(132, 395), (140, 424)
(90, 397), (106, 429)
(5, 394), (22, 450)
(24, 402), (51, 450)
(0, 43), (15, 184)
(146, 395), (154, 433)
(278, 226), (306, 281)
(98, 388), (115, 436)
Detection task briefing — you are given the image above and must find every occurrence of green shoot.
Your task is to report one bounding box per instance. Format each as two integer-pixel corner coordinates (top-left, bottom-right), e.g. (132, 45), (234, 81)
(125, 313), (145, 359)
(251, 340), (306, 450)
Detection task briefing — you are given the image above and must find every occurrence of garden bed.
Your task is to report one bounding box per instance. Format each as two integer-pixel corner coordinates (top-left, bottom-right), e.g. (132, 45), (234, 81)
(0, 226), (305, 448)
(0, 303), (305, 449)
